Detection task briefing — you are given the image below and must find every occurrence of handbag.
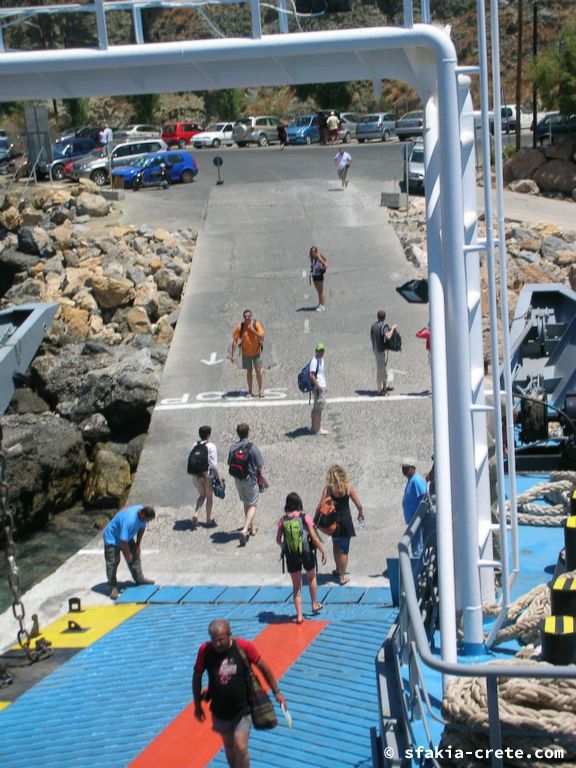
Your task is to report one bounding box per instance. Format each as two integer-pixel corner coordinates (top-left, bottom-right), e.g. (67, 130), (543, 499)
(385, 328), (402, 352)
(211, 475), (226, 499)
(236, 644), (278, 730)
(314, 492), (339, 535)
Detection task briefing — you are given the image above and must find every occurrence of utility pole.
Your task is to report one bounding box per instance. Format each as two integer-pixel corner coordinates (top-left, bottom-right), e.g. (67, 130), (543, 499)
(515, 0), (523, 151)
(532, 2), (538, 148)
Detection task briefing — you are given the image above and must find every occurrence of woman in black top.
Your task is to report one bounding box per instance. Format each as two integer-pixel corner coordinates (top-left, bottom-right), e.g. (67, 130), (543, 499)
(317, 464), (364, 585)
(309, 245), (328, 312)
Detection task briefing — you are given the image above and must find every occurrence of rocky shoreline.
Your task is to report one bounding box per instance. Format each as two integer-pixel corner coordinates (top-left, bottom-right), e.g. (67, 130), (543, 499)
(0, 183), (196, 536)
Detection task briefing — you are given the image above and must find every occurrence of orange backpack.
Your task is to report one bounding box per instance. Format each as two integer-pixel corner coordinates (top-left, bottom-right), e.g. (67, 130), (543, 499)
(314, 493), (338, 535)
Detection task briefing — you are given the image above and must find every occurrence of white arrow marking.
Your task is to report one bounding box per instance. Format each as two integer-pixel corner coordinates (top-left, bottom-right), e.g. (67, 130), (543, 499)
(201, 352), (224, 366)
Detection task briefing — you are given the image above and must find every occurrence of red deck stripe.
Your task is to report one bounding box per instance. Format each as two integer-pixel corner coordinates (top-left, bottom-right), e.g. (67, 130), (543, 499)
(130, 620), (327, 768)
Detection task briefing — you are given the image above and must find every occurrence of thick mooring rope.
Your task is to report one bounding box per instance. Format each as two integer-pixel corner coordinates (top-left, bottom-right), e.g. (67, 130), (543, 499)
(441, 660), (576, 767)
(501, 472), (576, 526)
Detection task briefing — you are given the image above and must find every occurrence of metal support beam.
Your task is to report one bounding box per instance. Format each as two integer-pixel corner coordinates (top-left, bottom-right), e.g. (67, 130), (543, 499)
(94, 0), (109, 50)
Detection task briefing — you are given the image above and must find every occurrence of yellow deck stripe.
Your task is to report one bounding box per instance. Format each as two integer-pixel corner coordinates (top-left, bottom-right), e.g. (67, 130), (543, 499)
(0, 702), (11, 712)
(13, 604), (144, 650)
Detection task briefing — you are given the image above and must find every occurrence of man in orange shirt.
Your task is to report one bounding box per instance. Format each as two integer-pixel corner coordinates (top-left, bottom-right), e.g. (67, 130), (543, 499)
(230, 309), (266, 398)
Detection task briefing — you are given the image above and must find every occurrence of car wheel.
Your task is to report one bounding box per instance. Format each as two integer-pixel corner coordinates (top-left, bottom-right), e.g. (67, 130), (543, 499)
(90, 168), (108, 186)
(236, 142), (247, 148)
(212, 138), (221, 148)
(399, 136), (407, 141)
(52, 164), (65, 180)
(305, 135), (312, 145)
(382, 130), (391, 142)
(342, 131), (351, 143)
(257, 134), (269, 147)
(358, 138), (365, 143)
(181, 169), (195, 184)
(132, 177), (141, 191)
(178, 139), (187, 149)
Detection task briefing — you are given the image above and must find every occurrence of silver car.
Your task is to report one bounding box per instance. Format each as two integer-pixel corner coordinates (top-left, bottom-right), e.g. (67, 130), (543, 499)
(356, 112), (397, 142)
(338, 113), (360, 143)
(114, 124), (160, 140)
(233, 116), (281, 147)
(405, 141), (425, 192)
(395, 111), (424, 141)
(69, 138), (167, 186)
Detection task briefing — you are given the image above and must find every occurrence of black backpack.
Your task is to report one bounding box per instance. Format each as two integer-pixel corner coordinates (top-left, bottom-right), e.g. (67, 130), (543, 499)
(228, 442), (253, 480)
(386, 328), (402, 352)
(187, 441), (209, 475)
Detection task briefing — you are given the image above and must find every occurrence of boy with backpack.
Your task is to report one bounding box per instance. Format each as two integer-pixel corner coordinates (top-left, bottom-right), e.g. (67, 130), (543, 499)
(276, 492), (327, 624)
(228, 423), (266, 546)
(187, 425), (221, 528)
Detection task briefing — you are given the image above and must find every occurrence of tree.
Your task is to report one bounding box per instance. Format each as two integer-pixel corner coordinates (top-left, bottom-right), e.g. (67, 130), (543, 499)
(293, 82), (352, 110)
(204, 89), (245, 121)
(532, 26), (576, 115)
(125, 94), (161, 124)
(63, 98), (90, 127)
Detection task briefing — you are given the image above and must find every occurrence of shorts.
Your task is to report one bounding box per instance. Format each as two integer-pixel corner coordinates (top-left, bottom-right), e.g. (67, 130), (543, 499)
(212, 713), (252, 735)
(285, 549), (316, 574)
(192, 474), (209, 493)
(312, 389), (326, 411)
(242, 354), (262, 370)
(235, 477), (260, 507)
(329, 129), (338, 140)
(312, 275), (324, 283)
(332, 535), (351, 555)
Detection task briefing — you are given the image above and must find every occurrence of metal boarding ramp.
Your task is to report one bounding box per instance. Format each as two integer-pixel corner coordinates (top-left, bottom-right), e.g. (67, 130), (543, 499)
(1, 0), (519, 750)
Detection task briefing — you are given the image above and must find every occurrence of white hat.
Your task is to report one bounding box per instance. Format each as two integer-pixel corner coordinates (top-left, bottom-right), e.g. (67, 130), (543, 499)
(401, 457), (416, 468)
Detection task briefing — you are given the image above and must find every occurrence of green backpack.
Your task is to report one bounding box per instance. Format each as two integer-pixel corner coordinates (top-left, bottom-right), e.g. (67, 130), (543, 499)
(282, 513), (310, 556)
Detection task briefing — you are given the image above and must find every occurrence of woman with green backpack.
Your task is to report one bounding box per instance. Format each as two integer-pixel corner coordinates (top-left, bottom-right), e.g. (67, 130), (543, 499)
(276, 492), (327, 624)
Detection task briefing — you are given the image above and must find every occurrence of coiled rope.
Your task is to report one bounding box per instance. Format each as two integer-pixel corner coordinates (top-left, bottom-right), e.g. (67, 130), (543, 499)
(500, 472), (576, 526)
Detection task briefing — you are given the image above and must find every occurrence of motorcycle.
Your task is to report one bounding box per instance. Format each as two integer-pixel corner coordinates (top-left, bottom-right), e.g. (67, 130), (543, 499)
(132, 158), (170, 191)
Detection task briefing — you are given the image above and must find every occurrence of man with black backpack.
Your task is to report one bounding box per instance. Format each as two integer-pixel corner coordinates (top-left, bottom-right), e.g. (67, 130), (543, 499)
(187, 425), (221, 528)
(370, 310), (398, 396)
(228, 423), (265, 546)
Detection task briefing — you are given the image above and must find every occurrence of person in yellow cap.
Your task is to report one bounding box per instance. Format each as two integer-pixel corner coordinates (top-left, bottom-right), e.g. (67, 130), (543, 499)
(309, 343), (328, 435)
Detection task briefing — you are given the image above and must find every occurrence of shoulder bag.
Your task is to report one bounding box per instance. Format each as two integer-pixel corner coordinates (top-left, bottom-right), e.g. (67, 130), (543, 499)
(235, 643), (278, 730)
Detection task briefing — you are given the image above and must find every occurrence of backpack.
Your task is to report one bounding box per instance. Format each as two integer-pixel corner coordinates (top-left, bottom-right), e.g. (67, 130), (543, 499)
(385, 328), (402, 352)
(187, 441), (209, 475)
(314, 494), (339, 536)
(228, 441), (253, 480)
(297, 361), (314, 393)
(282, 513), (310, 556)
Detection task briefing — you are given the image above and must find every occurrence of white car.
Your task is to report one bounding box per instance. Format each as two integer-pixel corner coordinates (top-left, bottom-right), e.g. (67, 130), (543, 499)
(192, 122), (235, 148)
(114, 124), (160, 140)
(405, 141), (425, 192)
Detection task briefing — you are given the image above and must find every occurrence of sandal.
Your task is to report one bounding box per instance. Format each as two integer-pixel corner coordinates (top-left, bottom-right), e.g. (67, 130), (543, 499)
(312, 602), (323, 613)
(245, 393), (253, 399)
(295, 618), (304, 625)
(258, 392), (265, 398)
(206, 520), (217, 528)
(250, 527), (258, 536)
(339, 575), (350, 586)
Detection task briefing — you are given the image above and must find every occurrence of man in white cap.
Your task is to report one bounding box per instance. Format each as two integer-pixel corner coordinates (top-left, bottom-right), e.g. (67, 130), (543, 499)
(326, 111), (339, 145)
(309, 343), (328, 435)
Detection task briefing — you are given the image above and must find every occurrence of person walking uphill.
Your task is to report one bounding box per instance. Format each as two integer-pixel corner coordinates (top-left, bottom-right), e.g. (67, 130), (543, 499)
(102, 504), (156, 600)
(193, 619), (286, 768)
(317, 465), (364, 585)
(309, 343), (328, 435)
(334, 146), (351, 188)
(228, 423), (266, 546)
(231, 309), (265, 398)
(370, 310), (397, 395)
(309, 245), (328, 312)
(276, 492), (327, 623)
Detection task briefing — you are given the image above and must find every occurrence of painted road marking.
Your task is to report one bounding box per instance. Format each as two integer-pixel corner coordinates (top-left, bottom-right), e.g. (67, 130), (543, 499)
(201, 352), (224, 366)
(129, 620), (328, 768)
(157, 392), (430, 411)
(76, 548), (160, 556)
(304, 318), (310, 333)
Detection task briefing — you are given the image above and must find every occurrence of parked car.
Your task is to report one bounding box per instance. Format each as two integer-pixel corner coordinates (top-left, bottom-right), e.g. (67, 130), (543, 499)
(355, 112), (396, 143)
(404, 140), (425, 192)
(395, 110), (424, 141)
(533, 112), (576, 144)
(56, 125), (102, 144)
(233, 116), (281, 147)
(114, 124), (160, 140)
(338, 112), (360, 143)
(192, 122), (235, 148)
(0, 137), (17, 162)
(111, 150), (198, 188)
(286, 115), (320, 145)
(69, 138), (168, 186)
(161, 121), (203, 148)
(37, 138), (97, 180)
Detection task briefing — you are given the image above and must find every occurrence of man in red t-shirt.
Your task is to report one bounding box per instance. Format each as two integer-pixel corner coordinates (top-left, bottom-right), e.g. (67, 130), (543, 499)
(193, 619), (286, 767)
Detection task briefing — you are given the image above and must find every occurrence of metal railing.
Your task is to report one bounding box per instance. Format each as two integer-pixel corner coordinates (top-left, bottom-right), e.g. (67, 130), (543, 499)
(375, 501), (576, 768)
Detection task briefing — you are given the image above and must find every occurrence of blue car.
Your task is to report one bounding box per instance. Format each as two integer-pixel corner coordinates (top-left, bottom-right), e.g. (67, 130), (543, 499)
(37, 137), (97, 180)
(286, 115), (320, 145)
(111, 150), (198, 188)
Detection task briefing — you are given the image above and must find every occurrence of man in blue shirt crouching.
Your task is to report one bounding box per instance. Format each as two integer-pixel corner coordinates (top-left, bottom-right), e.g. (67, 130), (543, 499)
(102, 505), (156, 599)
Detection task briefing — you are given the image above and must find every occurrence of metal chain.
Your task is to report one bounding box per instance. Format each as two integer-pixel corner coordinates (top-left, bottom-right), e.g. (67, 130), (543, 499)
(0, 449), (52, 663)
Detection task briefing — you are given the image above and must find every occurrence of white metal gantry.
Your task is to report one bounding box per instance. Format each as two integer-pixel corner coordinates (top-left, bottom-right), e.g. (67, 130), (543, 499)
(0, 1), (517, 663)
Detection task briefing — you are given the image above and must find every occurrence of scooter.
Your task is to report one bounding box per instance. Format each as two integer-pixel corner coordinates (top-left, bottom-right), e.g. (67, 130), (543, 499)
(132, 158), (170, 191)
